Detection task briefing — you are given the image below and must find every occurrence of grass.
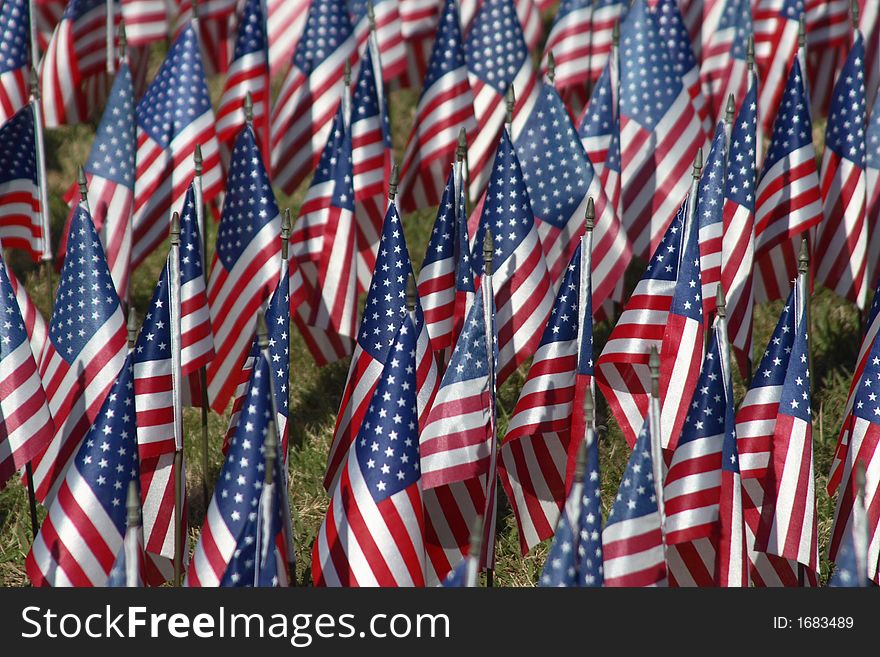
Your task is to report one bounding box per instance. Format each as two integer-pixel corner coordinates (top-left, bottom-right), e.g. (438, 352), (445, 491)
(0, 34), (862, 588)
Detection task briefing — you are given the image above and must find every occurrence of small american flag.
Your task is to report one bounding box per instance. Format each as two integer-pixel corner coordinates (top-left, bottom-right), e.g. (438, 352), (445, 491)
(30, 204), (128, 503)
(696, 123), (727, 316)
(804, 0), (851, 116)
(582, 0), (626, 89)
(350, 0), (406, 82)
(678, 0), (726, 64)
(464, 0), (540, 200)
(866, 92), (880, 289)
(540, 0), (595, 110)
(700, 0), (752, 122)
(120, 0), (169, 47)
(0, 104), (44, 261)
(577, 60), (615, 180)
(603, 418), (667, 587)
(753, 0), (803, 133)
(26, 355), (140, 586)
(216, 0), (271, 161)
(754, 59), (822, 304)
(617, 0), (704, 258)
(266, 0), (310, 75)
(460, 0), (543, 53)
(816, 35), (868, 308)
(39, 0), (114, 126)
(398, 0), (476, 214)
(132, 24), (223, 270)
(0, 0), (30, 125)
(539, 470), (584, 587)
(6, 256), (49, 372)
(175, 0), (237, 77)
(0, 252), (54, 488)
(312, 311), (425, 587)
(270, 0), (356, 196)
(575, 427), (604, 587)
(186, 351), (288, 587)
(322, 202), (438, 492)
(207, 126), (281, 414)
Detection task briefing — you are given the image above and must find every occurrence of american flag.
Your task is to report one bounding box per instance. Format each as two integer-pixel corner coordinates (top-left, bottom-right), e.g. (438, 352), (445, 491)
(120, 0), (169, 47)
(700, 0), (752, 122)
(653, 0), (712, 137)
(322, 201), (438, 492)
(576, 59), (615, 180)
(460, 0), (543, 53)
(0, 0), (30, 125)
(266, 0), (310, 75)
(398, 0), (476, 214)
(575, 421), (604, 586)
(721, 79), (758, 375)
(0, 104), (44, 261)
(514, 82), (632, 300)
(753, 0), (803, 134)
(26, 355), (140, 586)
(816, 35), (868, 309)
(186, 351), (288, 587)
(500, 243), (589, 554)
(697, 123), (727, 316)
(132, 24), (223, 270)
(540, 0), (595, 110)
(617, 0), (704, 258)
(866, 92), (880, 289)
(350, 42), (391, 294)
(399, 0), (438, 39)
(6, 257), (49, 372)
(464, 0), (540, 201)
(441, 543), (480, 587)
(603, 418), (667, 587)
(216, 0), (271, 161)
(175, 0), (237, 77)
(538, 459), (585, 587)
(582, 0), (626, 89)
(289, 104), (358, 365)
(30, 204), (128, 503)
(312, 311), (425, 587)
(596, 204), (684, 447)
(0, 252), (54, 488)
(39, 0), (114, 126)
(752, 283), (819, 578)
(33, 0), (66, 50)
(861, 0), (879, 106)
(678, 0), (726, 64)
(753, 59), (822, 304)
(804, 0), (852, 116)
(207, 126), (281, 414)
(60, 62), (135, 303)
(350, 0), (406, 83)
(270, 0), (356, 196)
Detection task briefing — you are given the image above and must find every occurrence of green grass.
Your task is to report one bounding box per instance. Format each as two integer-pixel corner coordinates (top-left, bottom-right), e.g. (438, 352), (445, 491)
(0, 42), (861, 588)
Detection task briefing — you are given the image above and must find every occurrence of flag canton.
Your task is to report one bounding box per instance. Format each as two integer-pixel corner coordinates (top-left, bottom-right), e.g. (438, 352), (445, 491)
(541, 245), (581, 346)
(0, 0), (28, 73)
(465, 0), (529, 93)
(828, 532), (863, 587)
(721, 369), (739, 474)
(472, 130), (536, 272)
(578, 63), (614, 141)
(422, 0), (467, 91)
(311, 106), (348, 187)
(725, 83), (758, 210)
(422, 170), (456, 268)
(763, 59), (814, 173)
(825, 37), (866, 167)
(87, 63), (135, 189)
(698, 124), (727, 230)
(293, 0), (353, 75)
(358, 203), (417, 359)
(455, 182), (474, 294)
(778, 0), (804, 20)
(232, 0), (268, 61)
(722, 0), (753, 61)
(331, 124), (355, 209)
(619, 0), (685, 128)
(645, 202), (685, 282)
(670, 204), (702, 321)
(752, 288), (796, 388)
(606, 420), (658, 523)
(867, 95), (880, 170)
(178, 186), (205, 286)
(446, 289), (492, 384)
(851, 321), (880, 425)
(516, 86), (592, 229)
(653, 0), (699, 80)
(0, 105), (36, 185)
(555, 0), (592, 22)
(250, 274), (290, 419)
(681, 332), (725, 444)
(0, 257), (28, 352)
(578, 435), (604, 586)
(441, 558), (470, 586)
(355, 313), (421, 502)
(540, 504), (578, 585)
(63, 0), (104, 20)
(136, 26), (213, 149)
(352, 47), (391, 147)
(50, 206), (122, 360)
(133, 266), (171, 364)
(606, 117), (622, 172)
(217, 127), (280, 268)
(75, 356), (139, 524)
(779, 303), (811, 422)
(107, 544), (129, 587)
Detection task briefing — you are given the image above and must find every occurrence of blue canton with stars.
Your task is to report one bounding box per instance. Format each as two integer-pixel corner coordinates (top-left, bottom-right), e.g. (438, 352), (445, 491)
(443, 282), (495, 386)
(133, 263), (172, 365)
(355, 312), (421, 503)
(307, 104), (353, 209)
(825, 35), (866, 167)
(86, 63), (135, 189)
(441, 555), (475, 587)
(216, 126), (280, 269)
(697, 122), (727, 251)
(640, 201), (685, 288)
(725, 81), (758, 211)
(0, 105), (36, 185)
(751, 287), (796, 390)
(74, 354), (140, 527)
(669, 200), (702, 321)
(50, 205), (122, 361)
(539, 486), (580, 586)
(849, 297), (880, 427)
(829, 522), (869, 587)
(539, 244), (581, 347)
(0, 0), (29, 74)
(717, 0), (752, 61)
(358, 203), (421, 360)
(606, 112), (622, 174)
(761, 58), (814, 174)
(577, 428), (604, 586)
(293, 0), (353, 75)
(420, 168), (471, 292)
(720, 329), (739, 475)
(606, 418), (658, 524)
(352, 45), (391, 149)
(577, 61), (614, 144)
(0, 252), (30, 355)
(777, 0), (805, 21)
(619, 0), (685, 128)
(62, 0), (105, 21)
(471, 129), (537, 275)
(652, 0), (699, 81)
(680, 328), (726, 446)
(421, 0), (467, 93)
(515, 85), (595, 229)
(577, 244), (593, 377)
(232, 0), (268, 63)
(136, 26), (213, 149)
(778, 295), (811, 423)
(178, 185), (206, 286)
(216, 352), (286, 586)
(867, 92), (880, 170)
(464, 0), (529, 93)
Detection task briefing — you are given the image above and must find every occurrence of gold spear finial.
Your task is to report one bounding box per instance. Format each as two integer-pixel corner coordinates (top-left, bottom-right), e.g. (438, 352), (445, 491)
(585, 197), (595, 232)
(170, 211), (180, 246)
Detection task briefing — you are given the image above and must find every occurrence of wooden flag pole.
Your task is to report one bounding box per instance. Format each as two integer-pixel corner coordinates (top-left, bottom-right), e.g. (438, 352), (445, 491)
(24, 464), (39, 539)
(170, 212), (185, 587)
(29, 69), (54, 291)
(482, 229), (497, 587)
(124, 480), (141, 587)
(106, 0), (116, 74)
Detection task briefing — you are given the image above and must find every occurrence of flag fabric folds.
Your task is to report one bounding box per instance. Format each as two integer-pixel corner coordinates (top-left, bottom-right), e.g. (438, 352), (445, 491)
(0, 104), (45, 261)
(0, 0), (30, 125)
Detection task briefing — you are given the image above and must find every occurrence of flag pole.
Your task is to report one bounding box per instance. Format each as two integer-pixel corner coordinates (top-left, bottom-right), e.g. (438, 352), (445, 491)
(29, 68), (53, 287)
(747, 36), (762, 171)
(124, 480), (142, 587)
(24, 463), (39, 539)
(796, 237), (809, 586)
(481, 228), (497, 587)
(170, 212), (185, 587)
(465, 516), (484, 587)
(853, 461), (868, 584)
(106, 0), (116, 74)
(648, 346), (667, 556)
(27, 0), (39, 66)
(456, 127), (469, 216)
(256, 410), (279, 587)
(580, 197), (594, 393)
(586, 0), (596, 101)
(798, 15), (809, 110)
